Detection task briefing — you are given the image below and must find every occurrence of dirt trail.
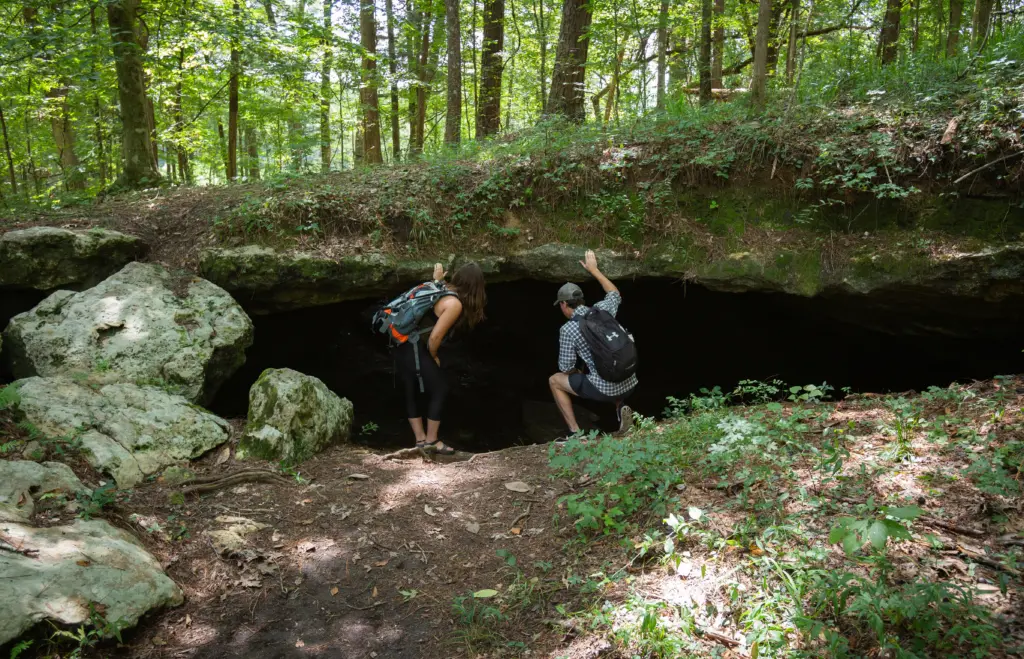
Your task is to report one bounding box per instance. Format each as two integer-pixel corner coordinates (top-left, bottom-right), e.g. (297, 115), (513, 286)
(110, 442), (584, 659)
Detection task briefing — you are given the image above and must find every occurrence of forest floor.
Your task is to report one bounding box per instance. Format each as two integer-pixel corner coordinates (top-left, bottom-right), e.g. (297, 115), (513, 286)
(9, 376), (1024, 658)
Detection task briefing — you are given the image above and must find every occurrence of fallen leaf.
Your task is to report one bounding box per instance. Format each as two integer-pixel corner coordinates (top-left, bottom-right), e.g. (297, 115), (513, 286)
(749, 544), (764, 556)
(152, 636), (167, 646)
(504, 481), (531, 493)
(372, 586), (378, 598)
(510, 527), (522, 535)
(347, 473), (370, 480)
(301, 498), (313, 505)
(374, 560), (389, 567)
(331, 586), (339, 596)
(215, 445), (230, 465)
(424, 505), (437, 517)
(473, 589), (498, 598)
(295, 639), (305, 648)
(76, 559), (91, 567)
(466, 522), (480, 534)
(185, 614), (192, 627)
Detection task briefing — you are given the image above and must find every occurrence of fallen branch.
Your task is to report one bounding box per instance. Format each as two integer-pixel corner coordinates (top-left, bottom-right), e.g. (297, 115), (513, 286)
(701, 627), (741, 648)
(953, 151), (1024, 185)
(954, 546), (1022, 577)
(182, 471), (290, 495)
(919, 516), (985, 538)
(185, 468), (283, 485)
(342, 601), (386, 611)
(510, 503), (532, 530)
(383, 446), (428, 460)
(0, 540), (39, 558)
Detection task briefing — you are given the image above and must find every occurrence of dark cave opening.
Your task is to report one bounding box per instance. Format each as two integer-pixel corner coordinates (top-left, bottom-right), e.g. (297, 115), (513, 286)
(212, 278), (1024, 452)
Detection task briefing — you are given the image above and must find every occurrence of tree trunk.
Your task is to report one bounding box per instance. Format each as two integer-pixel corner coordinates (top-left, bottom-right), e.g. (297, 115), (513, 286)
(711, 0), (724, 88)
(263, 0), (277, 26)
(476, 0), (504, 137)
(91, 8), (108, 188)
(751, 0), (772, 108)
(545, 0), (593, 121)
(227, 0), (241, 180)
(107, 0), (161, 188)
(699, 0), (712, 105)
(175, 50), (192, 183)
(785, 0), (799, 83)
(0, 104), (16, 195)
(412, 10), (444, 153)
(878, 0), (901, 64)
(320, 0), (333, 172)
(246, 124), (260, 179)
(972, 0), (992, 48)
(656, 0), (669, 108)
(946, 0), (962, 55)
(533, 0), (548, 111)
(407, 1), (422, 148)
(338, 82), (346, 169)
(360, 0), (383, 164)
(385, 0), (403, 157)
(218, 120), (228, 179)
(444, 0), (462, 144)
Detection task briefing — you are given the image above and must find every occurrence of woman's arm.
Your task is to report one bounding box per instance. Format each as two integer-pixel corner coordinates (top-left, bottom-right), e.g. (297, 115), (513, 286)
(427, 296), (463, 364)
(433, 262), (445, 281)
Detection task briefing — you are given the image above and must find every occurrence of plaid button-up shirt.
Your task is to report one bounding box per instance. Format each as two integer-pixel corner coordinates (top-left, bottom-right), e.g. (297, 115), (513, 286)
(558, 290), (638, 398)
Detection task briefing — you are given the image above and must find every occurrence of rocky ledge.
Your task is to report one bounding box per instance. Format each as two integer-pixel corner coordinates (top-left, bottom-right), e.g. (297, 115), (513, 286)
(200, 241), (1024, 315)
(0, 226), (148, 291)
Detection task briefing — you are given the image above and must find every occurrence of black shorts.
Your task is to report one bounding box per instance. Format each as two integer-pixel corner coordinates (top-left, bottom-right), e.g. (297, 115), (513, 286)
(569, 373), (626, 403)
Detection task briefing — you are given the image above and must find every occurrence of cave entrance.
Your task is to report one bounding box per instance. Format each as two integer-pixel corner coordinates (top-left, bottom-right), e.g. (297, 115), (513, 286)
(212, 279), (1024, 452)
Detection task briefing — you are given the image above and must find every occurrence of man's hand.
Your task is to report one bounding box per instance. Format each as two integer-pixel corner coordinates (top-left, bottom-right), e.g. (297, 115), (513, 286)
(580, 249), (599, 275)
(433, 263), (446, 281)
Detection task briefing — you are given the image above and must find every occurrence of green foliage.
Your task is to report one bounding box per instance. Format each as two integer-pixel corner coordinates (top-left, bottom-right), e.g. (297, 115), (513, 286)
(883, 397), (927, 461)
(8, 640), (32, 659)
(798, 574), (1002, 658)
(76, 483), (118, 520)
(828, 502), (923, 556)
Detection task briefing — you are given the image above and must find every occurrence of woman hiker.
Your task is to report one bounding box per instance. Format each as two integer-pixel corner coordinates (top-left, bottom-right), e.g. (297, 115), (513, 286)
(393, 262), (487, 454)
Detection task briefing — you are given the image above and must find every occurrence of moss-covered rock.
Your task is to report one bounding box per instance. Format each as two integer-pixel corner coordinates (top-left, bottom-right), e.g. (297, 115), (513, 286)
(0, 227), (148, 291)
(3, 262), (253, 404)
(12, 377), (231, 489)
(238, 368), (353, 464)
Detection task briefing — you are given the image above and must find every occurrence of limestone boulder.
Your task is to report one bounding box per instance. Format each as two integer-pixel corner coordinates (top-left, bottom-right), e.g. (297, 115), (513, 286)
(238, 368), (353, 463)
(0, 227), (147, 291)
(2, 261), (253, 404)
(13, 377), (231, 488)
(0, 460), (90, 520)
(0, 518), (183, 646)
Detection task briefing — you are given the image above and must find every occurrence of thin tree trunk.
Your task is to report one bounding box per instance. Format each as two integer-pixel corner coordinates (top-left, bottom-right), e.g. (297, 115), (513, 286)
(263, 0), (277, 25)
(911, 0), (919, 51)
(444, 0), (462, 144)
(320, 0), (333, 172)
(545, 0), (594, 120)
(972, 0), (992, 48)
(218, 120), (228, 179)
(413, 10), (444, 153)
(656, 0), (669, 108)
(107, 0), (161, 188)
(476, 0), (504, 137)
(699, 0), (712, 105)
(91, 8), (107, 187)
(751, 0), (772, 107)
(532, 0), (548, 111)
(175, 50), (191, 183)
(946, 0), (963, 55)
(227, 0), (241, 180)
(360, 0), (383, 164)
(878, 0), (901, 64)
(785, 0), (799, 82)
(339, 82), (346, 169)
(0, 104), (16, 194)
(385, 0), (402, 157)
(246, 124), (260, 179)
(604, 49), (625, 122)
(711, 0), (724, 88)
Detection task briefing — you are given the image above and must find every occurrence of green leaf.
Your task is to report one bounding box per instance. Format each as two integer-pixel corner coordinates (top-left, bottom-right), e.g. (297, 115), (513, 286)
(842, 532), (861, 556)
(687, 506), (703, 521)
(473, 589), (498, 598)
(884, 505), (924, 520)
(868, 520), (889, 550)
(828, 525), (847, 544)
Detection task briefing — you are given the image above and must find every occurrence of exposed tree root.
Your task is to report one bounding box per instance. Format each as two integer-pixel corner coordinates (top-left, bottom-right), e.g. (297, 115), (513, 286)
(181, 470), (290, 495)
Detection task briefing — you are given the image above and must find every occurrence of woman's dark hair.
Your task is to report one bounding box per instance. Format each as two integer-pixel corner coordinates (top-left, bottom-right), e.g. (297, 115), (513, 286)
(450, 262), (487, 329)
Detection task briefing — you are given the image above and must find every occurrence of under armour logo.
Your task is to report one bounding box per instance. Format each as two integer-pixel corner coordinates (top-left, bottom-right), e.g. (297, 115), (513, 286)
(605, 332), (619, 341)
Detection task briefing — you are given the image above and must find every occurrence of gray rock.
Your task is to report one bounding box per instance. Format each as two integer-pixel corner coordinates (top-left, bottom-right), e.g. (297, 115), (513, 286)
(238, 368), (353, 463)
(0, 460), (89, 520)
(13, 377), (230, 488)
(0, 518), (183, 645)
(3, 262), (253, 404)
(0, 227), (148, 291)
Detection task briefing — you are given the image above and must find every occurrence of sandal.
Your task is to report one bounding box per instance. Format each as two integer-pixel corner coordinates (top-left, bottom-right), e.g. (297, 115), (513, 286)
(424, 439), (455, 455)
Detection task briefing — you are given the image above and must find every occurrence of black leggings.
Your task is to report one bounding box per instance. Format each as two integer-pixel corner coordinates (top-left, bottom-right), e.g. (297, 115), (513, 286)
(395, 340), (448, 421)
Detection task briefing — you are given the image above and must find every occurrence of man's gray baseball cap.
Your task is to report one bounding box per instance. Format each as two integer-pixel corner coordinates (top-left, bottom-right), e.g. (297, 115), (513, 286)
(554, 282), (584, 305)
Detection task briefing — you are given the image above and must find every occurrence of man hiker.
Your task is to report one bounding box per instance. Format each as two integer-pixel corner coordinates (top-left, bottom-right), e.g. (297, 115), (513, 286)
(548, 250), (638, 438)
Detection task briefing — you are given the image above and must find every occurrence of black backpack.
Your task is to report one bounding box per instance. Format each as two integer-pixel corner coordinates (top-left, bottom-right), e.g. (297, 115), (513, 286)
(575, 308), (638, 383)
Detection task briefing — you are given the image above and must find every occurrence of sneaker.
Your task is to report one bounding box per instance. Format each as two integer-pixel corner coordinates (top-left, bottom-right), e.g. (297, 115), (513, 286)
(613, 405), (633, 437)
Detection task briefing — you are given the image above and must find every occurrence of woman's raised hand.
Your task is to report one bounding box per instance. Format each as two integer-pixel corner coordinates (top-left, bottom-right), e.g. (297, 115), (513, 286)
(433, 263), (446, 281)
